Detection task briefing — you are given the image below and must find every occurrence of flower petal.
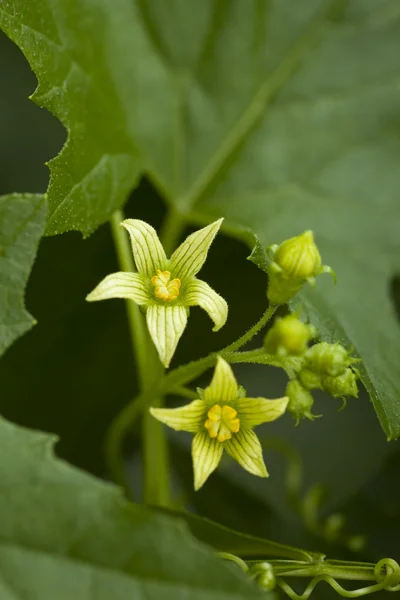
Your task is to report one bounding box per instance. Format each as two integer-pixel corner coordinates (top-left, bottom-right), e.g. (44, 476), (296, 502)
(122, 219), (167, 276)
(182, 279), (228, 331)
(86, 272), (149, 304)
(203, 356), (238, 405)
(192, 431), (223, 490)
(169, 218), (223, 280)
(146, 304), (188, 368)
(150, 400), (206, 433)
(225, 430), (268, 478)
(237, 397), (289, 429)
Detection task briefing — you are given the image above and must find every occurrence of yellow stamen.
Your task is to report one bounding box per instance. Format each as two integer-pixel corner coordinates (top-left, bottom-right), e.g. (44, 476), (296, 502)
(204, 404), (240, 442)
(151, 270), (181, 302)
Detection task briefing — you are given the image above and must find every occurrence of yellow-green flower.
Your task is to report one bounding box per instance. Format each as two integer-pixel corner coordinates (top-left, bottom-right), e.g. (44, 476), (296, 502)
(150, 357), (288, 490)
(86, 219), (228, 367)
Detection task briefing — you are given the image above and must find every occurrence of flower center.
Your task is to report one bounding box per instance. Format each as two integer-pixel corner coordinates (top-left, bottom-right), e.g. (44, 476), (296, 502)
(151, 270), (181, 302)
(204, 404), (240, 442)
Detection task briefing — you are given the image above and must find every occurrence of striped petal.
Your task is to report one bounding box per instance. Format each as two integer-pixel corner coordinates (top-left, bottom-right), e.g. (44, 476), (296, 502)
(169, 219), (223, 280)
(192, 431), (223, 491)
(122, 219), (167, 276)
(237, 397), (289, 429)
(146, 304), (188, 368)
(225, 429), (268, 478)
(203, 357), (238, 405)
(182, 279), (228, 331)
(86, 272), (150, 304)
(150, 400), (206, 433)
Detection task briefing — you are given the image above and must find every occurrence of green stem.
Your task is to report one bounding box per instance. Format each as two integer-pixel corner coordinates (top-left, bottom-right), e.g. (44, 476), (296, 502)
(109, 210), (170, 506)
(142, 207), (186, 504)
(173, 385), (199, 400)
(159, 206), (186, 256)
(259, 560), (377, 580)
(223, 305), (277, 353)
(110, 211), (149, 388)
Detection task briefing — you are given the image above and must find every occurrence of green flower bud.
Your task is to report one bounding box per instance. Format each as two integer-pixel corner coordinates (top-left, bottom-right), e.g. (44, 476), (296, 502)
(286, 379), (318, 423)
(264, 315), (316, 357)
(275, 231), (322, 279)
(266, 231), (335, 305)
(299, 368), (323, 390)
(321, 368), (359, 399)
(305, 342), (357, 377)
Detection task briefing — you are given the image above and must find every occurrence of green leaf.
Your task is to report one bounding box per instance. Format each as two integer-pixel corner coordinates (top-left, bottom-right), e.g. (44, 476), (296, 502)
(0, 416), (269, 599)
(0, 0), (146, 235)
(148, 0), (400, 440)
(158, 508), (323, 562)
(2, 0), (400, 439)
(0, 193), (46, 357)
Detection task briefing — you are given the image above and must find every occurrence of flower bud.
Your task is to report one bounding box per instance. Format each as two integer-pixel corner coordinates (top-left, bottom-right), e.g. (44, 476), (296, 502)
(299, 368), (323, 390)
(266, 231), (334, 305)
(264, 315), (316, 356)
(275, 231), (322, 279)
(305, 342), (357, 377)
(286, 379), (318, 423)
(321, 368), (359, 399)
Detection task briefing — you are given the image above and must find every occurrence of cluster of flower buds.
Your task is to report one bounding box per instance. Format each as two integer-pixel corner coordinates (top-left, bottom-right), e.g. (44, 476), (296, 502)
(266, 230), (335, 305)
(264, 315), (359, 423)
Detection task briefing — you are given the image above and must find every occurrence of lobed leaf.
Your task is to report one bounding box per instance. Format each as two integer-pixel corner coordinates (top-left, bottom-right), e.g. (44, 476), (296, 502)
(0, 193), (46, 357)
(0, 416), (269, 599)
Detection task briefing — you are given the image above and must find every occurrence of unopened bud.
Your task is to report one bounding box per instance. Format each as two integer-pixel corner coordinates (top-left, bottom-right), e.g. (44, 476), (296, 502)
(305, 342), (357, 377)
(286, 379), (318, 423)
(264, 315), (316, 357)
(275, 230), (322, 279)
(266, 231), (334, 305)
(321, 368), (359, 399)
(299, 368), (323, 390)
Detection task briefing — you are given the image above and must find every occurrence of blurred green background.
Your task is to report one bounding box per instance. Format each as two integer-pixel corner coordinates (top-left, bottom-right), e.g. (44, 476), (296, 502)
(1, 27), (399, 598)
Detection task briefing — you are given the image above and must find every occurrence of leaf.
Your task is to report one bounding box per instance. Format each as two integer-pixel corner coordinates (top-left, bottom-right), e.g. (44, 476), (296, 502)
(2, 1), (400, 439)
(0, 0), (149, 235)
(0, 193), (46, 357)
(146, 0), (400, 440)
(0, 416), (269, 599)
(158, 508), (323, 562)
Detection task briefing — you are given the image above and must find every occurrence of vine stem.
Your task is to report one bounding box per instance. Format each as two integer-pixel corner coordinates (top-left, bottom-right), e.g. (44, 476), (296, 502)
(109, 209), (173, 506)
(223, 305), (277, 353)
(110, 210), (149, 387)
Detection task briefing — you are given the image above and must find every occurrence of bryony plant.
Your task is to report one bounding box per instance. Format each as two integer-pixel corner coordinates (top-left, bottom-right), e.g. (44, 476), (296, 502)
(87, 218), (228, 367)
(150, 357), (288, 490)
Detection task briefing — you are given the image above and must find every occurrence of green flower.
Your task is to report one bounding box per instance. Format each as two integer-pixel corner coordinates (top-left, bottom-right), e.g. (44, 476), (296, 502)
(87, 218), (228, 367)
(150, 357), (288, 490)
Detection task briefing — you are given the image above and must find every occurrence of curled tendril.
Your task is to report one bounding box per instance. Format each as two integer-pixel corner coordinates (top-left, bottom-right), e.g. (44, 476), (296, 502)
(249, 558), (400, 599)
(374, 559), (400, 591)
(215, 552), (249, 574)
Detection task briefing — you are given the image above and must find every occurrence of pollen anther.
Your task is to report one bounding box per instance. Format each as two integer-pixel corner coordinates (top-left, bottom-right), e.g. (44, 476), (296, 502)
(151, 270), (181, 301)
(204, 404), (240, 442)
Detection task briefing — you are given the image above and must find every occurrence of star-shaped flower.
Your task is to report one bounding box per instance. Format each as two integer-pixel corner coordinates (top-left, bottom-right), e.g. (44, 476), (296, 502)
(86, 219), (228, 367)
(150, 357), (289, 490)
